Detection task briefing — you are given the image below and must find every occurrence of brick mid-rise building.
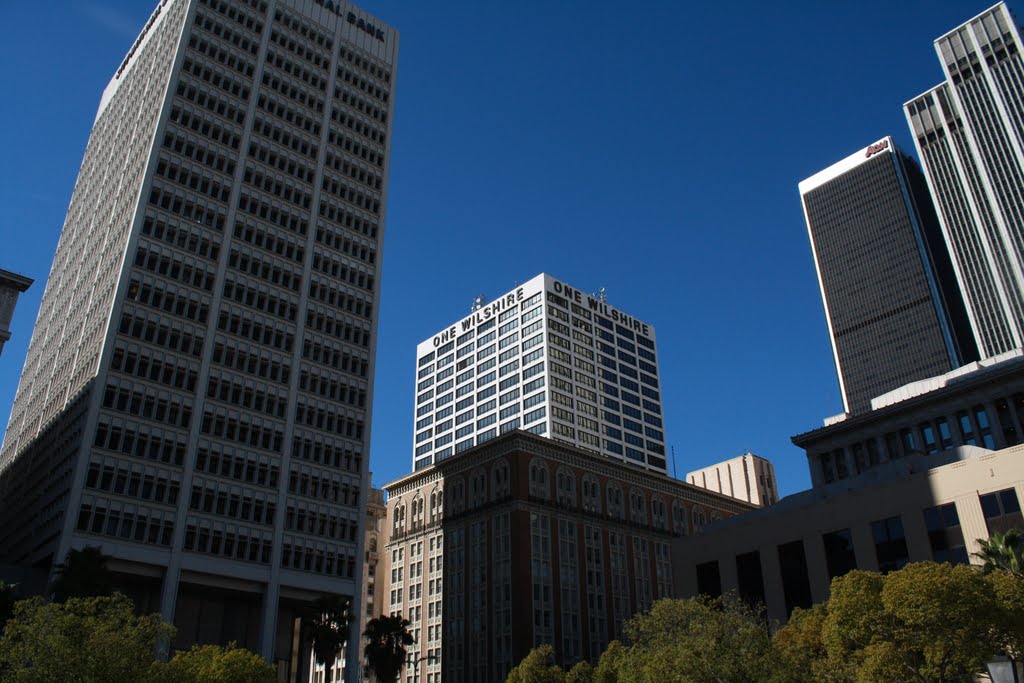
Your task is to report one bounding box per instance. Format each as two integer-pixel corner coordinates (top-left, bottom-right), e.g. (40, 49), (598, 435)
(384, 431), (754, 683)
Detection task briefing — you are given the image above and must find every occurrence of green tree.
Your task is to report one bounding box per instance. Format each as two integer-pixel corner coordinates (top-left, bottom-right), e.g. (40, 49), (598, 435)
(989, 570), (1024, 662)
(0, 593), (173, 683)
(363, 614), (414, 683)
(614, 595), (775, 683)
(593, 640), (626, 683)
(302, 596), (350, 683)
(772, 603), (845, 683)
(821, 563), (1001, 683)
(505, 644), (565, 683)
(151, 643), (277, 683)
(566, 660), (594, 683)
(50, 546), (112, 602)
(975, 529), (1024, 576)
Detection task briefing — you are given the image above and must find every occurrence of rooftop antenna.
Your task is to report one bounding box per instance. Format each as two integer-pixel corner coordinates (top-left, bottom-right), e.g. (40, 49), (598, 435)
(599, 287), (608, 303)
(671, 445), (678, 479)
(471, 295), (486, 312)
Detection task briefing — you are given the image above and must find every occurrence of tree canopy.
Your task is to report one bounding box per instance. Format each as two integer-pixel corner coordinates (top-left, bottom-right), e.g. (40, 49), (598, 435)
(151, 643), (277, 683)
(0, 593), (174, 683)
(506, 560), (1024, 683)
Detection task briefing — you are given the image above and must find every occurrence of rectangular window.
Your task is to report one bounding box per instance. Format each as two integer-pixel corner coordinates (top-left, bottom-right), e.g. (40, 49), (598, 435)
(980, 488), (1024, 535)
(822, 528), (856, 579)
(871, 516), (909, 572)
(923, 503), (968, 565)
(777, 541), (812, 617)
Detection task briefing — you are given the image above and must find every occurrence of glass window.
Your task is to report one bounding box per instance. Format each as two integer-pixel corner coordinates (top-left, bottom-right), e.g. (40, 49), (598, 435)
(871, 516), (909, 572)
(822, 528), (856, 579)
(923, 503), (968, 565)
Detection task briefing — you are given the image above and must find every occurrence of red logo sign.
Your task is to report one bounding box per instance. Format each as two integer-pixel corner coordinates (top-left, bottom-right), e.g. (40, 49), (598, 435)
(865, 139), (889, 158)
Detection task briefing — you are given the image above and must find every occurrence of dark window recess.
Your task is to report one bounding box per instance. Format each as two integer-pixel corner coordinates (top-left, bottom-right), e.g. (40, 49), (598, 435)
(777, 540), (813, 617)
(923, 503), (968, 565)
(872, 516), (909, 573)
(695, 561), (721, 599)
(735, 551), (766, 608)
(822, 528), (857, 580)
(980, 488), (1024, 535)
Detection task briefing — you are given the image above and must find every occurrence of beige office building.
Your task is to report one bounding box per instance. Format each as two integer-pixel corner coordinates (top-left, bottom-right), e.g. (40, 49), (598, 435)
(686, 452), (778, 507)
(675, 444), (1024, 623)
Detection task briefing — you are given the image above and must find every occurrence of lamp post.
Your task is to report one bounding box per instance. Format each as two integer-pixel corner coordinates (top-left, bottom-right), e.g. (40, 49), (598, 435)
(988, 656), (1023, 683)
(407, 653), (439, 682)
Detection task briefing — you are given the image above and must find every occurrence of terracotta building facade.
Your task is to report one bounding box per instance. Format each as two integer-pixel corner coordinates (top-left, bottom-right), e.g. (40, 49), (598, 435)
(384, 431), (754, 683)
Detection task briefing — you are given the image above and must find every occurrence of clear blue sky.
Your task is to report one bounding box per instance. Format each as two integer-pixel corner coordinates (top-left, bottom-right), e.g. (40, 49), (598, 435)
(0, 0), (994, 497)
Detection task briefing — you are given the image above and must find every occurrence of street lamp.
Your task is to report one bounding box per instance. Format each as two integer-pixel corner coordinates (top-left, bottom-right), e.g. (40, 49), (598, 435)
(407, 653), (439, 682)
(988, 656), (1023, 683)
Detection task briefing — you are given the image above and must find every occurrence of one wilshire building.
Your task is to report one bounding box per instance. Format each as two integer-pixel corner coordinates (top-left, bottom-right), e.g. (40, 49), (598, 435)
(412, 274), (668, 473)
(905, 2), (1024, 359)
(800, 137), (977, 415)
(0, 0), (396, 675)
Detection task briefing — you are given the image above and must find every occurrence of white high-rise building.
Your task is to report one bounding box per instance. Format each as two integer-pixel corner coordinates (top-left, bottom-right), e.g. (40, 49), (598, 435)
(0, 1), (397, 678)
(412, 274), (668, 474)
(905, 2), (1024, 359)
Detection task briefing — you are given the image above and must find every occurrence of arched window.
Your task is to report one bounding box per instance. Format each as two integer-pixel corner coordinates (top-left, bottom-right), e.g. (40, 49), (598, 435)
(411, 496), (424, 529)
(529, 459), (550, 499)
(672, 500), (689, 536)
(471, 468), (487, 507)
(692, 505), (706, 532)
(629, 489), (647, 525)
(607, 483), (624, 519)
(392, 503), (406, 535)
(368, 536), (377, 552)
(492, 460), (510, 499)
(581, 474), (601, 513)
(556, 468), (577, 507)
(651, 497), (666, 530)
(448, 478), (465, 515)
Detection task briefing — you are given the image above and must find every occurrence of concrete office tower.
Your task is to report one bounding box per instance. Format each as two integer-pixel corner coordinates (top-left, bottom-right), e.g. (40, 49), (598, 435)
(0, 0), (396, 678)
(905, 2), (1024, 359)
(412, 273), (668, 474)
(686, 452), (778, 507)
(800, 136), (976, 415)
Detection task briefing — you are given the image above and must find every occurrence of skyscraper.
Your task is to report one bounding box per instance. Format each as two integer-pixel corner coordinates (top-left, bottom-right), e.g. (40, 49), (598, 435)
(905, 2), (1024, 359)
(412, 274), (668, 474)
(799, 136), (976, 415)
(0, 0), (396, 676)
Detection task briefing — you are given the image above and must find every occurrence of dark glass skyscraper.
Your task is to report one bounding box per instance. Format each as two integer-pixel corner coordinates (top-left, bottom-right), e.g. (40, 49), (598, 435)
(800, 136), (977, 415)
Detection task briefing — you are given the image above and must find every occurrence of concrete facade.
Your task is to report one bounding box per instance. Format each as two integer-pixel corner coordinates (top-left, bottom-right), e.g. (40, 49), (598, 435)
(686, 452), (778, 507)
(905, 2), (1024, 358)
(674, 444), (1024, 624)
(412, 274), (668, 475)
(0, 269), (33, 358)
(0, 2), (398, 680)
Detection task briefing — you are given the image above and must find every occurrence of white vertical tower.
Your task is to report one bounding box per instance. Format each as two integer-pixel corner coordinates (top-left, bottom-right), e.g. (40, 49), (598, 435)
(905, 2), (1024, 358)
(0, 1), (397, 679)
(412, 274), (668, 474)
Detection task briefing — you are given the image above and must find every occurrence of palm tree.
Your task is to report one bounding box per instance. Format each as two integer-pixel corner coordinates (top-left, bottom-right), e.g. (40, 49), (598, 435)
(975, 529), (1024, 576)
(51, 546), (112, 602)
(363, 614), (414, 683)
(302, 596), (351, 683)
